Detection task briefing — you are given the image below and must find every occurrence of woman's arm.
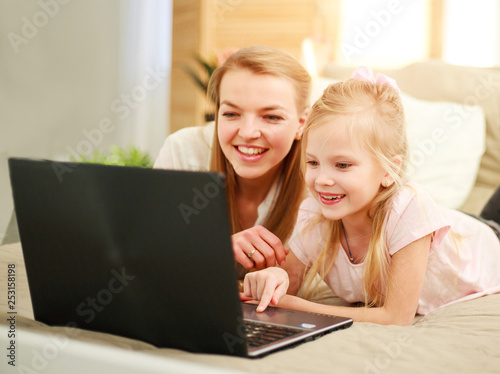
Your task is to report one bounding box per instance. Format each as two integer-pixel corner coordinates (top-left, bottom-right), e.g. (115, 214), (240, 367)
(247, 234), (432, 325)
(232, 225), (291, 270)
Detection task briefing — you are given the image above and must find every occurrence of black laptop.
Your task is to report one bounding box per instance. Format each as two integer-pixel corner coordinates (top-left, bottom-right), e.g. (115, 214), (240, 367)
(8, 157), (352, 358)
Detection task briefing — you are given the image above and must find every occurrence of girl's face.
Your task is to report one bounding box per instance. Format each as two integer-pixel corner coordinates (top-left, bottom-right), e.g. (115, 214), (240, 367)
(217, 69), (307, 183)
(304, 118), (388, 224)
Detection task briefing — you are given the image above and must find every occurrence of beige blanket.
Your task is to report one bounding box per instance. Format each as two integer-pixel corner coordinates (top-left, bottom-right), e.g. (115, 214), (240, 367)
(1, 242), (499, 373)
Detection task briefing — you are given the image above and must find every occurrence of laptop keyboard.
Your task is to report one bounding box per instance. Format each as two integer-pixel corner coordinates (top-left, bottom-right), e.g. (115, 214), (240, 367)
(243, 321), (302, 347)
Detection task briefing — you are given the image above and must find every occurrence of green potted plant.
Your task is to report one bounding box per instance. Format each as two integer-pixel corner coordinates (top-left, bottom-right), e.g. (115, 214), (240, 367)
(183, 48), (238, 121)
(70, 144), (153, 168)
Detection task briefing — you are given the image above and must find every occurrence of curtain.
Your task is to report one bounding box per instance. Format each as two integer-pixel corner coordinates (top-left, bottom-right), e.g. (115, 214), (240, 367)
(118, 0), (172, 157)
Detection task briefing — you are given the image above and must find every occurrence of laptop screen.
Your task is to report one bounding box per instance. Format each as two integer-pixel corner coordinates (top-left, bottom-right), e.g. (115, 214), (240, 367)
(9, 158), (248, 356)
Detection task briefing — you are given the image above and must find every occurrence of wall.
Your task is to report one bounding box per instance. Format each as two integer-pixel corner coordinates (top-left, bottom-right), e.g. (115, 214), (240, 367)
(0, 0), (172, 242)
(169, 0), (340, 133)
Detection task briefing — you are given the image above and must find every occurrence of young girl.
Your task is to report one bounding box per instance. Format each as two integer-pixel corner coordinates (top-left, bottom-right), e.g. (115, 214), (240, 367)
(242, 67), (500, 325)
(155, 46), (311, 275)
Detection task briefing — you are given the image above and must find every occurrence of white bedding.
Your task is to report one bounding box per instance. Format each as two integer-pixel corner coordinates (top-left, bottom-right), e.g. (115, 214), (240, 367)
(1, 242), (500, 373)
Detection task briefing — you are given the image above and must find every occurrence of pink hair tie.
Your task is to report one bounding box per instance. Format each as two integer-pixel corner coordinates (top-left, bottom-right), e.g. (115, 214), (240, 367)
(351, 66), (400, 93)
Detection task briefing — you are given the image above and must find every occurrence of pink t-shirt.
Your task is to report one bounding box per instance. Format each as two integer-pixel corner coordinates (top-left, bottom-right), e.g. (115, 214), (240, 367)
(290, 182), (500, 315)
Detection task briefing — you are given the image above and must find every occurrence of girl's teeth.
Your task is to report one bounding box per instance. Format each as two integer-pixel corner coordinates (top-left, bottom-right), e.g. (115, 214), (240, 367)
(238, 146), (265, 155)
(321, 194), (345, 200)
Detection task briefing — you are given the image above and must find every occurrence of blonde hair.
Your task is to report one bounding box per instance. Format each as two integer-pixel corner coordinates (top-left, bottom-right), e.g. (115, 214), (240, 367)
(207, 45), (311, 243)
(302, 79), (408, 307)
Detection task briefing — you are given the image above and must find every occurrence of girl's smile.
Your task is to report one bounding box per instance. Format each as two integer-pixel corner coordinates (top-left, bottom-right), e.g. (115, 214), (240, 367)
(305, 118), (387, 222)
(318, 192), (346, 205)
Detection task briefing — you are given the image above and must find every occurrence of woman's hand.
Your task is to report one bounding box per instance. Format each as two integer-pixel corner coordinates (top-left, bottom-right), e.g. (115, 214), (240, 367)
(243, 267), (289, 312)
(231, 225), (289, 270)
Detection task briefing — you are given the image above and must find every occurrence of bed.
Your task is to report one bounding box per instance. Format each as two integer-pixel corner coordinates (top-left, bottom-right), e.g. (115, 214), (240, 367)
(1, 60), (500, 373)
(1, 241), (500, 373)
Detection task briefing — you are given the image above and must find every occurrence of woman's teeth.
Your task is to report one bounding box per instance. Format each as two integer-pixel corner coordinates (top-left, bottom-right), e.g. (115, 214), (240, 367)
(238, 146), (265, 156)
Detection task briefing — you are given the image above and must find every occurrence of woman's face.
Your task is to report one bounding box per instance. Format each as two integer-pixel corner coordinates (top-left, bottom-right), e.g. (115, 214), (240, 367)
(217, 69), (307, 183)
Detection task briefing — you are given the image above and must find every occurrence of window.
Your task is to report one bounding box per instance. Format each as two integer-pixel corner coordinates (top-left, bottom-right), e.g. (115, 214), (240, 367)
(335, 0), (428, 67)
(331, 0), (499, 67)
(442, 0), (500, 67)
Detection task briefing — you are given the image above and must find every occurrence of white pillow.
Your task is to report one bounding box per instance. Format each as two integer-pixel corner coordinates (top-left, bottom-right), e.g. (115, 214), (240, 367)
(310, 77), (486, 209)
(402, 93), (485, 209)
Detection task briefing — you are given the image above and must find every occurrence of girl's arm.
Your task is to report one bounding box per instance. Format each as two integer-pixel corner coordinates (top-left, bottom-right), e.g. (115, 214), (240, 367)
(243, 250), (307, 311)
(247, 234), (432, 325)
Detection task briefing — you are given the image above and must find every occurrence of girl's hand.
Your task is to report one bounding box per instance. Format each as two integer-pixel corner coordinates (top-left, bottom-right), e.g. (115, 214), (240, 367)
(243, 267), (289, 312)
(231, 225), (289, 270)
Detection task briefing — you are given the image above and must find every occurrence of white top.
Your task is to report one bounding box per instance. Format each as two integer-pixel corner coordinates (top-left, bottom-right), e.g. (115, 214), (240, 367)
(153, 122), (279, 226)
(290, 182), (500, 315)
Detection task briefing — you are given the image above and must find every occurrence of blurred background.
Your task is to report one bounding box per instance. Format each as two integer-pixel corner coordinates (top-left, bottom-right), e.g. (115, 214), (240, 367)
(1, 0), (499, 242)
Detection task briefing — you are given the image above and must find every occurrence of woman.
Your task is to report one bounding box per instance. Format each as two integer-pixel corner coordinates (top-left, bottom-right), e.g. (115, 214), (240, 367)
(154, 46), (311, 275)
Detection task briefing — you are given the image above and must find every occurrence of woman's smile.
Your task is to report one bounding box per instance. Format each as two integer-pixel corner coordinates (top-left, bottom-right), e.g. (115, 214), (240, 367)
(234, 145), (268, 160)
